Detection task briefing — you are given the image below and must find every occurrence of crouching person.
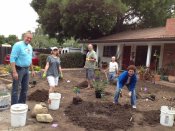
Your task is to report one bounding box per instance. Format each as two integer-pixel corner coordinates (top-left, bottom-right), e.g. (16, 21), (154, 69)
(114, 65), (137, 109)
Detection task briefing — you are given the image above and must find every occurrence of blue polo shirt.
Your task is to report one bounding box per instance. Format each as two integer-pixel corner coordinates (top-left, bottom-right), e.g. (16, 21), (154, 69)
(10, 41), (33, 67)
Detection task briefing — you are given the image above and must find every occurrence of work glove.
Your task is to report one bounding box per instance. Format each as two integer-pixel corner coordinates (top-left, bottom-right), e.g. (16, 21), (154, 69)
(42, 72), (46, 78)
(60, 73), (63, 78)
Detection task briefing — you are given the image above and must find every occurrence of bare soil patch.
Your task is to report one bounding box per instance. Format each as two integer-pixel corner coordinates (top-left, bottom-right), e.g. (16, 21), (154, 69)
(28, 89), (48, 102)
(65, 101), (133, 131)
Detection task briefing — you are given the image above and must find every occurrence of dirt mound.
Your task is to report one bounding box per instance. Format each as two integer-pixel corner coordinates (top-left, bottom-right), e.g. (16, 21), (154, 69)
(76, 81), (88, 89)
(28, 89), (48, 102)
(72, 97), (83, 105)
(142, 110), (160, 125)
(65, 101), (133, 131)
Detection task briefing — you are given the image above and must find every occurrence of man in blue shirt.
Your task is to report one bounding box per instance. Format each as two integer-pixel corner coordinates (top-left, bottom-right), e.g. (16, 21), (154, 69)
(10, 31), (35, 105)
(114, 65), (137, 108)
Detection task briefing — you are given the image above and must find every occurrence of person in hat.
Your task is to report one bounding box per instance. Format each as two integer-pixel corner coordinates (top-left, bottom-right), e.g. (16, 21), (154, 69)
(43, 47), (63, 94)
(114, 65), (137, 108)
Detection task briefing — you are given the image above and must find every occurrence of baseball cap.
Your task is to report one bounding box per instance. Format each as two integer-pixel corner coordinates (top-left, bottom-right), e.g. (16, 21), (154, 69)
(51, 47), (58, 50)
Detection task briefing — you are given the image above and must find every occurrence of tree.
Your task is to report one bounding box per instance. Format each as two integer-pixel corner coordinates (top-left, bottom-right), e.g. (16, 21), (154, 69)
(0, 35), (6, 44)
(31, 27), (59, 48)
(6, 35), (18, 45)
(119, 0), (175, 29)
(31, 0), (125, 40)
(31, 0), (175, 39)
(62, 37), (80, 48)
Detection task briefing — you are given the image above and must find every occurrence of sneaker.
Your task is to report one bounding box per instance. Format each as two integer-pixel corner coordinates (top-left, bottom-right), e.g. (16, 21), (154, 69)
(132, 105), (136, 109)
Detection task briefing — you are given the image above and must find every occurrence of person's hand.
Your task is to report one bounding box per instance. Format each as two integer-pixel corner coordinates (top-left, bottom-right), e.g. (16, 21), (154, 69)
(31, 71), (35, 77)
(42, 72), (46, 78)
(12, 71), (18, 80)
(60, 73), (63, 78)
(86, 58), (89, 61)
(128, 91), (132, 97)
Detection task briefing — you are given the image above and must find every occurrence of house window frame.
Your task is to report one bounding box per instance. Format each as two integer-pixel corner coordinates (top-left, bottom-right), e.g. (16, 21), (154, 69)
(103, 46), (117, 57)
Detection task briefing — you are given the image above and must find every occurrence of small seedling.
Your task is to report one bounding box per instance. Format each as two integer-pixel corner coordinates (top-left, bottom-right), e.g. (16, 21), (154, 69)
(73, 87), (80, 96)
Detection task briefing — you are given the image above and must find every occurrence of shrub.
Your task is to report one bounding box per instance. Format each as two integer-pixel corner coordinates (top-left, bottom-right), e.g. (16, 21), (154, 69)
(39, 54), (49, 68)
(60, 52), (86, 68)
(39, 52), (86, 68)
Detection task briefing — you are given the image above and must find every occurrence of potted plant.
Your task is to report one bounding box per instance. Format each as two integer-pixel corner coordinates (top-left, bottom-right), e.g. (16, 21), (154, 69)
(72, 87), (82, 104)
(93, 70), (108, 98)
(137, 66), (145, 80)
(166, 61), (175, 83)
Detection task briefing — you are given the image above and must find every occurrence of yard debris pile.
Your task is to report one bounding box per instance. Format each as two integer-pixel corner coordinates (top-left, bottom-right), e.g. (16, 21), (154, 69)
(28, 89), (48, 102)
(72, 96), (83, 105)
(65, 101), (134, 130)
(76, 81), (88, 89)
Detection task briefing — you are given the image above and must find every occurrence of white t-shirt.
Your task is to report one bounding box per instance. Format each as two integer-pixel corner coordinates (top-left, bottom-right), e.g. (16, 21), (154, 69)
(109, 62), (118, 72)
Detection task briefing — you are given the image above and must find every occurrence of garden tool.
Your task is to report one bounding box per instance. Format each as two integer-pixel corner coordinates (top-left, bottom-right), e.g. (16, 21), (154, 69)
(30, 76), (37, 88)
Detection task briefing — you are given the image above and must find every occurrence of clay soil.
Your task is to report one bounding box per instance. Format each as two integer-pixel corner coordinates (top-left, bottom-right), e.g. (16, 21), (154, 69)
(1, 69), (175, 131)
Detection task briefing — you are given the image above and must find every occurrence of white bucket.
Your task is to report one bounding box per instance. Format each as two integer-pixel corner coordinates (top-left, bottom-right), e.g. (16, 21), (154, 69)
(10, 104), (28, 127)
(49, 93), (61, 110)
(160, 106), (175, 127)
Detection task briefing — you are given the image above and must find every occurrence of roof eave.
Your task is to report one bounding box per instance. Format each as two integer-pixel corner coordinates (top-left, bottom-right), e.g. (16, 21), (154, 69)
(80, 37), (175, 44)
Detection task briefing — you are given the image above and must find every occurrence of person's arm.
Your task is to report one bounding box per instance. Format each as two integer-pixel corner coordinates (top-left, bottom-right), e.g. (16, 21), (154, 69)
(43, 62), (49, 74)
(43, 56), (50, 77)
(11, 62), (18, 80)
(116, 63), (119, 75)
(129, 75), (137, 91)
(30, 64), (35, 77)
(88, 51), (97, 62)
(59, 66), (63, 78)
(118, 71), (127, 88)
(10, 44), (19, 80)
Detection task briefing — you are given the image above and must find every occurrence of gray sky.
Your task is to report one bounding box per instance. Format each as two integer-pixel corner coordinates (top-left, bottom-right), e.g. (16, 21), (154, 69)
(0, 0), (38, 38)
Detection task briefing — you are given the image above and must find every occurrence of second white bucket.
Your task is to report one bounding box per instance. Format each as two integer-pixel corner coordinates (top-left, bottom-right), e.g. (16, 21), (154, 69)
(160, 106), (175, 127)
(11, 104), (28, 127)
(49, 93), (61, 110)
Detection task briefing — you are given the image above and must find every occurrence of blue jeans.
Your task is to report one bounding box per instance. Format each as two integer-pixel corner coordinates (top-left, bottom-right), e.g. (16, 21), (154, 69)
(108, 72), (115, 81)
(11, 67), (29, 105)
(114, 81), (136, 106)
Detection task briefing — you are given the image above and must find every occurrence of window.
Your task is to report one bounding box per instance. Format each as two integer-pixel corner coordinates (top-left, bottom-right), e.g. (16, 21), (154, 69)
(103, 46), (117, 57)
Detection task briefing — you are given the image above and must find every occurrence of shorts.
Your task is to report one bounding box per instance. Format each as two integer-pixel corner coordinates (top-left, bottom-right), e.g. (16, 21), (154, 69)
(86, 69), (94, 80)
(47, 76), (59, 87)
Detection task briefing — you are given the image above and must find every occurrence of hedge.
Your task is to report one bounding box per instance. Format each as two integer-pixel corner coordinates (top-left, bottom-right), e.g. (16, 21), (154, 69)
(39, 52), (86, 68)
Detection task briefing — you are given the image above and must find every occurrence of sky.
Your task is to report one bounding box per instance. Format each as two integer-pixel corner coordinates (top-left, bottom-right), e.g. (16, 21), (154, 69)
(0, 0), (38, 39)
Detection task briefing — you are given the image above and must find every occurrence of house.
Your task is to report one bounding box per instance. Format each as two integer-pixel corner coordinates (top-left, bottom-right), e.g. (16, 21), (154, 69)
(83, 18), (175, 75)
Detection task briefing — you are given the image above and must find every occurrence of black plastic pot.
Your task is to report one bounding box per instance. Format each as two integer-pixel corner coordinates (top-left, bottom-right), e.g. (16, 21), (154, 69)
(95, 90), (102, 98)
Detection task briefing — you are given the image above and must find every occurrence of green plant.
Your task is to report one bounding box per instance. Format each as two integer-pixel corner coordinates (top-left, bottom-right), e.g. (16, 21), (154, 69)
(93, 70), (108, 92)
(39, 54), (49, 68)
(137, 66), (145, 75)
(73, 87), (80, 96)
(60, 52), (86, 68)
(93, 80), (108, 92)
(33, 66), (41, 71)
(4, 64), (12, 73)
